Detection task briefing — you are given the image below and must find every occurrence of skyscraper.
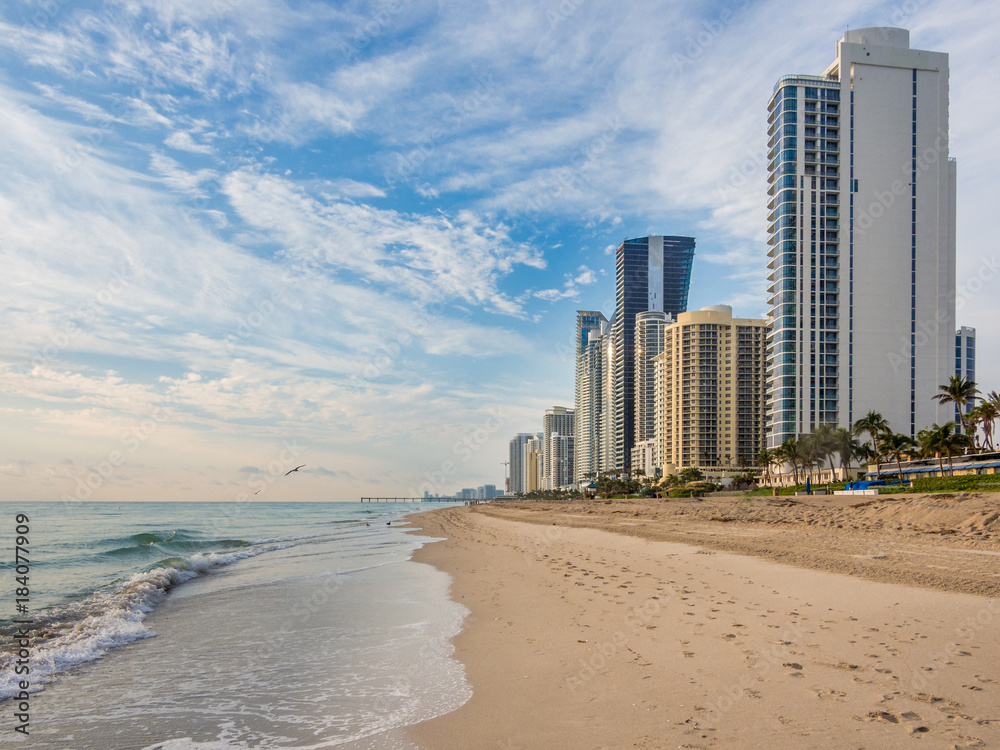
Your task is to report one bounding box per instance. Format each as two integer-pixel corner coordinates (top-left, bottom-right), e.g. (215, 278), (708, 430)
(542, 406), (574, 490)
(655, 306), (769, 474)
(574, 310), (611, 487)
(508, 432), (541, 495)
(547, 433), (575, 490)
(955, 326), (976, 432)
(524, 436), (544, 492)
(611, 235), (695, 470)
(633, 310), (672, 465)
(765, 28), (955, 448)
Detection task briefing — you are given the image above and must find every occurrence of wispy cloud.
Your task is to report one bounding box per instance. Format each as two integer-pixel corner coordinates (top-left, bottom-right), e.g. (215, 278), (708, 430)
(165, 130), (215, 154)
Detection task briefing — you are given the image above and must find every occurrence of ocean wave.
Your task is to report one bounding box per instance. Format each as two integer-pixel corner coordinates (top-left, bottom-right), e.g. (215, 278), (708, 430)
(0, 540), (290, 700)
(101, 537), (252, 559)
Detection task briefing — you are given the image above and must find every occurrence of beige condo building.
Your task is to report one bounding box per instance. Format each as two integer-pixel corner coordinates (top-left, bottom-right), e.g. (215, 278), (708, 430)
(524, 436), (544, 493)
(654, 305), (768, 475)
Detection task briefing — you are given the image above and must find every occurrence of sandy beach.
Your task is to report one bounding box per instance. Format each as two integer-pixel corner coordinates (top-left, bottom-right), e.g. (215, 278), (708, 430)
(407, 494), (1000, 749)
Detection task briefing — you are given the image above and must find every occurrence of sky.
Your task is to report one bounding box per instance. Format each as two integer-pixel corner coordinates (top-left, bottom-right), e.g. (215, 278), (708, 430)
(1, 0), (997, 502)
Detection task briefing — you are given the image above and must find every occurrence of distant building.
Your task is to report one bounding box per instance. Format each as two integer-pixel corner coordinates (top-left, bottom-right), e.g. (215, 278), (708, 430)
(956, 326), (976, 432)
(610, 235), (695, 471)
(460, 488), (475, 500)
(655, 305), (768, 474)
(482, 484), (498, 499)
(524, 437), (544, 493)
(508, 432), (540, 494)
(633, 438), (658, 480)
(542, 406), (574, 490)
(574, 310), (612, 487)
(548, 433), (575, 490)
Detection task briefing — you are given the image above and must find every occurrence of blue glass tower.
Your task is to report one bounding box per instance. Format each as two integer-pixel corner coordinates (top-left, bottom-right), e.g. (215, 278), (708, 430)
(611, 235), (695, 471)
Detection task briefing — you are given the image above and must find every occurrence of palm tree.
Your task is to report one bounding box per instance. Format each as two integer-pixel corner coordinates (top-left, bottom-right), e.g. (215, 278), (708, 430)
(811, 424), (840, 483)
(757, 447), (774, 486)
(941, 430), (974, 474)
(778, 439), (801, 486)
(967, 402), (992, 451)
(797, 432), (829, 485)
(918, 423), (973, 476)
(854, 442), (875, 480)
(853, 411), (889, 479)
(679, 467), (705, 483)
(971, 391), (999, 452)
(880, 431), (916, 481)
(933, 374), (979, 445)
(832, 428), (861, 481)
(918, 424), (947, 475)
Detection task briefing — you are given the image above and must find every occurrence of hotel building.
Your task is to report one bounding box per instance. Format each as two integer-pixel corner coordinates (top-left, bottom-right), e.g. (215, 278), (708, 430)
(655, 305), (768, 474)
(765, 28), (955, 447)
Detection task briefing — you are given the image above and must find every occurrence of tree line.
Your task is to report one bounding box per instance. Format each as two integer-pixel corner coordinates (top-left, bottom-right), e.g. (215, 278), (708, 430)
(759, 376), (997, 484)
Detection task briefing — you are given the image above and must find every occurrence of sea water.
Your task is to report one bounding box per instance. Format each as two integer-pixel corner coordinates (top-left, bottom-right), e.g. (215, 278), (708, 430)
(0, 501), (470, 749)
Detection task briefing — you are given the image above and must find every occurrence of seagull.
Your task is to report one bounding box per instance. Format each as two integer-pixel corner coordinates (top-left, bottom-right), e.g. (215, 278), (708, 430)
(285, 464), (306, 476)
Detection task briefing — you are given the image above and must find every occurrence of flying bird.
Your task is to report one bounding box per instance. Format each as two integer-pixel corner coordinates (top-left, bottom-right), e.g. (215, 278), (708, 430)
(285, 464), (306, 476)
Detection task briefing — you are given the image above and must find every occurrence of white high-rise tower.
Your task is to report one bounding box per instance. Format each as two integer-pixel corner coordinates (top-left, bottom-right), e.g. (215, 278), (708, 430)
(766, 27), (956, 447)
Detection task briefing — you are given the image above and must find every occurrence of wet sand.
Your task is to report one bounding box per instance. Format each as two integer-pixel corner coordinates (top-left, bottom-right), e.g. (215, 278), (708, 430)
(407, 496), (1000, 749)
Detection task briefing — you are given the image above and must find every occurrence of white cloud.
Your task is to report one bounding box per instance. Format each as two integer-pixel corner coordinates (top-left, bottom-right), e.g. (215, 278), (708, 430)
(127, 97), (173, 128)
(574, 266), (597, 285)
(324, 178), (386, 199)
(222, 168), (544, 315)
(33, 83), (127, 124)
(164, 130), (214, 154)
(149, 152), (218, 196)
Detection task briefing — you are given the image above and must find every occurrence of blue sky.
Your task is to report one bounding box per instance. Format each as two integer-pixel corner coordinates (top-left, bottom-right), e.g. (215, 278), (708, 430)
(1, 0), (997, 501)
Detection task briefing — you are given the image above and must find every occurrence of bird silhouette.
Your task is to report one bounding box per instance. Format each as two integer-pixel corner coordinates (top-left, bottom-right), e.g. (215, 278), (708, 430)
(285, 464), (306, 476)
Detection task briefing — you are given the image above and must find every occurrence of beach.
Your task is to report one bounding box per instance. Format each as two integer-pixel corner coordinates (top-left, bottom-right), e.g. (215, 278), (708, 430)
(407, 494), (1000, 749)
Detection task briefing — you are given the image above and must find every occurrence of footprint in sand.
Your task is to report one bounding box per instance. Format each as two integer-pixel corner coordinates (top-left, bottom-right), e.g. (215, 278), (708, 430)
(867, 710), (900, 723)
(815, 688), (847, 701)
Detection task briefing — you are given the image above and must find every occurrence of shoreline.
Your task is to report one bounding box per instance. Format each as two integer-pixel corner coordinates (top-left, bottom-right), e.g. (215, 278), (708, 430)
(405, 500), (1000, 749)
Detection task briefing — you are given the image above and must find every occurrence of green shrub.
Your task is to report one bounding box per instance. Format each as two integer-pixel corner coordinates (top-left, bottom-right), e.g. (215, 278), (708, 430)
(912, 474), (1000, 493)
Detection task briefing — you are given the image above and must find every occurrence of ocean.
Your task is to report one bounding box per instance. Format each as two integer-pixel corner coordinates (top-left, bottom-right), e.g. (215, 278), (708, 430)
(0, 501), (471, 749)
